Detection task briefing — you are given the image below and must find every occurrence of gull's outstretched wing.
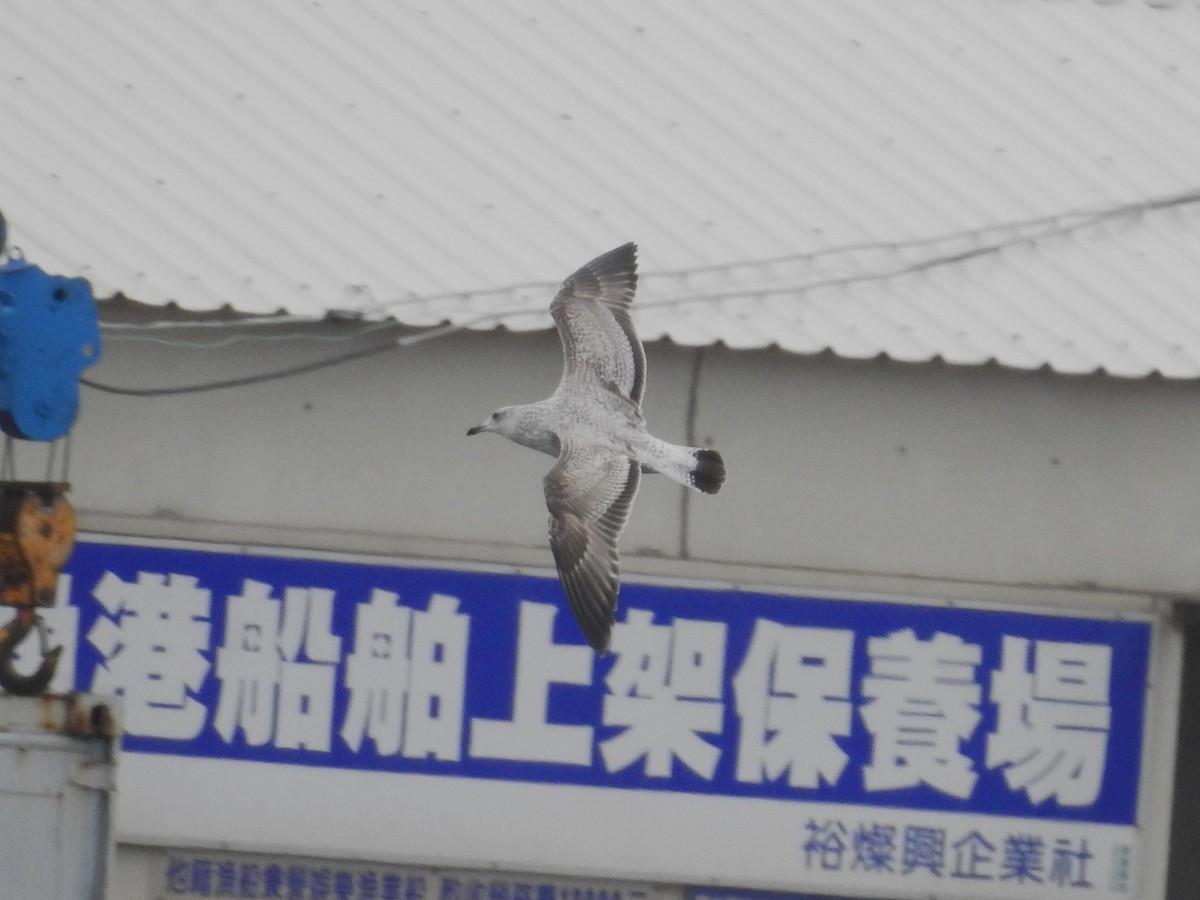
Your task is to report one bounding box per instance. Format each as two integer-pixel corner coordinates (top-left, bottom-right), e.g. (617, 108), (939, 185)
(544, 440), (640, 652)
(550, 242), (646, 405)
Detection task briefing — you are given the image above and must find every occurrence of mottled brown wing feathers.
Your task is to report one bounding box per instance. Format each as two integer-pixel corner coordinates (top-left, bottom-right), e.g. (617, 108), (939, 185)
(545, 446), (640, 652)
(550, 242), (646, 405)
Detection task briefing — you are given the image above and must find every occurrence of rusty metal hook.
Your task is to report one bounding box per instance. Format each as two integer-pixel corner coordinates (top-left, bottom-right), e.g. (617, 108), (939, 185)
(0, 607), (61, 696)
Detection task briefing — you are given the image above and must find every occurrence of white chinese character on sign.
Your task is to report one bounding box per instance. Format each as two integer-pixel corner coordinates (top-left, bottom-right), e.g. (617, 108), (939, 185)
(986, 637), (1112, 806)
(733, 620), (853, 788)
(214, 580), (279, 746)
(470, 600), (594, 765)
(403, 593), (470, 760)
(341, 591), (471, 761)
(276, 587), (342, 751)
(87, 570), (211, 739)
(860, 628), (981, 798)
(341, 589), (412, 755)
(214, 580), (342, 751)
(4, 574), (78, 693)
(600, 609), (726, 778)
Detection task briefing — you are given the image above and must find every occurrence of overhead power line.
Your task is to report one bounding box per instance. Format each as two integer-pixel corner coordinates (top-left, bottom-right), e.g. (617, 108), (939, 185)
(79, 317), (486, 397)
(80, 189), (1200, 397)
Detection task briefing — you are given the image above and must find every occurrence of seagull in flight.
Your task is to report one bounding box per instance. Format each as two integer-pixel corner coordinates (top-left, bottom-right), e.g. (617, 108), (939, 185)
(468, 243), (726, 653)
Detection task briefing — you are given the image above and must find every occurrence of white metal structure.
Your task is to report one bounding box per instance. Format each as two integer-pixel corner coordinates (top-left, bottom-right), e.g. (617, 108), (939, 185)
(0, 694), (118, 899)
(2, 2), (1200, 376)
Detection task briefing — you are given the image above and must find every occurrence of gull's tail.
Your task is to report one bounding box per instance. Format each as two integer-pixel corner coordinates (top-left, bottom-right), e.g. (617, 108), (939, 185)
(638, 439), (726, 494)
(688, 448), (726, 494)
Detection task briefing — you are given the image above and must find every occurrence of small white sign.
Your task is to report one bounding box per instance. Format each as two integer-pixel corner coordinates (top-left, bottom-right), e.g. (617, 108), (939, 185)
(154, 849), (677, 900)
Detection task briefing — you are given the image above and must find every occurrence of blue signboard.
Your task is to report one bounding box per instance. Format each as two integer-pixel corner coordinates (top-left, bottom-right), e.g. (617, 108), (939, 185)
(48, 538), (1148, 827)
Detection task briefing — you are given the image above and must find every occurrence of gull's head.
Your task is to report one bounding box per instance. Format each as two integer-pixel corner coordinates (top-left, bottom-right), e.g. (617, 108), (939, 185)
(468, 406), (519, 439)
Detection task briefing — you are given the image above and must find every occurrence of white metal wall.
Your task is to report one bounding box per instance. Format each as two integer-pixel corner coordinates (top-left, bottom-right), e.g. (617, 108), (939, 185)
(71, 319), (1200, 601)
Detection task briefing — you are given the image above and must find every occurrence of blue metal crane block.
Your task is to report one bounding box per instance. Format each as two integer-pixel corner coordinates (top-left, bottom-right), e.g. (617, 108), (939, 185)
(0, 258), (101, 441)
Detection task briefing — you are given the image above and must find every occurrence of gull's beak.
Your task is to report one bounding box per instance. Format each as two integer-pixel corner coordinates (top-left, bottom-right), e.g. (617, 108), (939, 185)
(467, 424), (484, 436)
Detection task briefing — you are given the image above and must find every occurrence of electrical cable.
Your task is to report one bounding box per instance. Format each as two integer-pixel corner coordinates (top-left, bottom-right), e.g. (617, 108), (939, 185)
(98, 317), (402, 349)
(367, 188), (1200, 311)
(81, 340), (397, 397)
(80, 318), (474, 396)
(79, 188), (1200, 397)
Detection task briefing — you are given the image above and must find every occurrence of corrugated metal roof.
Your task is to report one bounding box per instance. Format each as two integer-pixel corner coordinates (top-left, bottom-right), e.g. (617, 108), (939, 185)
(3, 0), (1200, 376)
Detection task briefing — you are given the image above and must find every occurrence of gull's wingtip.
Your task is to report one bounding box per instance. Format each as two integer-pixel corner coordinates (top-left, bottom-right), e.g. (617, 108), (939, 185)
(584, 623), (611, 655)
(583, 242), (638, 278)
